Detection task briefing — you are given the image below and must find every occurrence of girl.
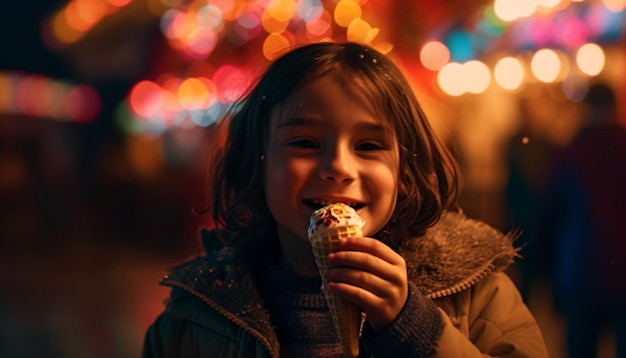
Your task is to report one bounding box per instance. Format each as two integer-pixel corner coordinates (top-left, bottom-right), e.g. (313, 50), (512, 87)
(143, 42), (549, 357)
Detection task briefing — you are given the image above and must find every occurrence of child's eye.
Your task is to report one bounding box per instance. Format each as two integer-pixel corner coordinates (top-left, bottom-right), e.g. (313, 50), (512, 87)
(288, 139), (319, 149)
(356, 141), (384, 151)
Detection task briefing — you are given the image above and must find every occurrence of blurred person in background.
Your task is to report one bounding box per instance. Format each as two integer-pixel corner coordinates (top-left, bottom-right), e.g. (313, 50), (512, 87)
(504, 95), (558, 301)
(535, 82), (626, 358)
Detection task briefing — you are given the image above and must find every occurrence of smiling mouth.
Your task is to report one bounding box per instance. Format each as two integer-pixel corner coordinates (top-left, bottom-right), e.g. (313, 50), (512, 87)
(303, 199), (365, 211)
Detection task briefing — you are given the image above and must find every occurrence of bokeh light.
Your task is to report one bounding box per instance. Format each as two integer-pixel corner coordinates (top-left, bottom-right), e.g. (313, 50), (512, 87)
(0, 71), (101, 122)
(262, 5), (290, 33)
(603, 0), (626, 12)
(334, 0), (362, 27)
(177, 78), (210, 110)
(129, 81), (164, 118)
(438, 62), (466, 96)
(213, 64), (254, 103)
(346, 18), (373, 43)
(297, 0), (324, 22)
(561, 75), (589, 102)
(263, 32), (292, 60)
(464, 60), (491, 94)
(305, 8), (332, 38)
(576, 42), (606, 76)
(494, 56), (525, 90)
(537, 0), (561, 9)
(53, 0), (621, 118)
(65, 85), (101, 123)
(420, 40), (451, 71)
(494, 0), (538, 22)
(267, 0), (297, 23)
(446, 30), (475, 62)
(531, 48), (561, 83)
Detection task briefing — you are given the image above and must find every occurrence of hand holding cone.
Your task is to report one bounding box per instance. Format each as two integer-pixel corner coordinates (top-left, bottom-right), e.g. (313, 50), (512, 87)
(308, 203), (365, 358)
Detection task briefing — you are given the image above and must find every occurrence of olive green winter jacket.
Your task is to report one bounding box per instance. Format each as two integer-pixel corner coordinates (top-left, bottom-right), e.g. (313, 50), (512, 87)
(143, 212), (549, 357)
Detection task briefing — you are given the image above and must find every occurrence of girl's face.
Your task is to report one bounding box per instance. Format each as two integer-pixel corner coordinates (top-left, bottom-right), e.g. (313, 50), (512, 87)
(264, 77), (400, 274)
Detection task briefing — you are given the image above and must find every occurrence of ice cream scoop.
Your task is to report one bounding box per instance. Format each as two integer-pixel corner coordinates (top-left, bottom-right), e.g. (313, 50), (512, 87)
(308, 203), (365, 358)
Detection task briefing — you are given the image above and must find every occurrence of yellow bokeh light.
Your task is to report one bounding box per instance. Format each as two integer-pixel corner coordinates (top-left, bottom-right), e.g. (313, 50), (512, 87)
(370, 40), (393, 55)
(364, 27), (380, 44)
(603, 0), (626, 12)
(346, 18), (371, 43)
(65, 1), (95, 32)
(267, 0), (296, 22)
(74, 0), (108, 27)
(576, 43), (605, 76)
(493, 0), (538, 21)
(263, 33), (292, 60)
(531, 49), (561, 83)
(178, 77), (210, 110)
(0, 72), (9, 112)
(494, 56), (525, 90)
(494, 0), (520, 22)
(262, 8), (290, 33)
(334, 0), (362, 27)
(438, 62), (466, 96)
(464, 60), (491, 94)
(537, 0), (561, 9)
(52, 11), (84, 44)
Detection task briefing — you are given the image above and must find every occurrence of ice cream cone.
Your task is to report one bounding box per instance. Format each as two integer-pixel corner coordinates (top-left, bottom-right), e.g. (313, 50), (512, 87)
(308, 203), (365, 358)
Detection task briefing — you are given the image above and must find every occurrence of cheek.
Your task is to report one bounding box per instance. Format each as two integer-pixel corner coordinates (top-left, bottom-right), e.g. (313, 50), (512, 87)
(264, 157), (308, 198)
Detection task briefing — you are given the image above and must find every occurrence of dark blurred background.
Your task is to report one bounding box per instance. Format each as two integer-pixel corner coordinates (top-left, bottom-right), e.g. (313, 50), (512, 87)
(0, 0), (624, 357)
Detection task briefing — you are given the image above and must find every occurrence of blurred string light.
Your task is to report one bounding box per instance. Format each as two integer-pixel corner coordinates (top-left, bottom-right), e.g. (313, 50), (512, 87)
(45, 0), (134, 48)
(0, 71), (100, 123)
(37, 0), (625, 134)
(531, 48), (562, 83)
(157, 0), (391, 61)
(118, 63), (259, 134)
(423, 0), (623, 98)
(576, 42), (605, 76)
(494, 57), (525, 90)
(420, 40), (450, 71)
(120, 0), (394, 134)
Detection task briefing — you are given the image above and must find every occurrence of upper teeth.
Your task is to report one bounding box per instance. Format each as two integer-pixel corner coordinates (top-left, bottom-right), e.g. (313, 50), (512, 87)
(311, 200), (356, 206)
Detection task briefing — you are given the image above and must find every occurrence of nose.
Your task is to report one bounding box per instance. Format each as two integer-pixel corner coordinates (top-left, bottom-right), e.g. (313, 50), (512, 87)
(319, 145), (356, 183)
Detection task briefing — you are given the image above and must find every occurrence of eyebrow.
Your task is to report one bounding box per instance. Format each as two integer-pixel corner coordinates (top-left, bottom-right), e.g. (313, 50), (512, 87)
(276, 117), (315, 129)
(277, 116), (391, 134)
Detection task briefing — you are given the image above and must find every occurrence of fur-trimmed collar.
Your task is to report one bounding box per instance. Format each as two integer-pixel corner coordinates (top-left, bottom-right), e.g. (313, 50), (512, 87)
(401, 211), (518, 298)
(160, 211), (518, 357)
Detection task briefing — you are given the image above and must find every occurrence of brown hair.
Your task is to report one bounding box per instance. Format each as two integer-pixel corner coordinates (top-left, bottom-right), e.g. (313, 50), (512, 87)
(205, 42), (459, 256)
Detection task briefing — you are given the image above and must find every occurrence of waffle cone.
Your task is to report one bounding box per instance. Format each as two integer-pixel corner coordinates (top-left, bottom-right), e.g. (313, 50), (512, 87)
(309, 225), (362, 358)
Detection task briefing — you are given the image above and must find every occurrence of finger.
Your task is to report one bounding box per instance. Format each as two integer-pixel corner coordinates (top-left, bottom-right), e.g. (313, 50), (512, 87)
(324, 266), (389, 297)
(327, 251), (400, 284)
(327, 250), (406, 284)
(339, 236), (404, 265)
(327, 280), (383, 309)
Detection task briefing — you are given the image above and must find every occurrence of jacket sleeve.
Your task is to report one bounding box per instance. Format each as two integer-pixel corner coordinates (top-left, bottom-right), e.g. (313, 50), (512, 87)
(360, 283), (443, 357)
(432, 272), (549, 358)
(142, 313), (179, 358)
(360, 272), (548, 358)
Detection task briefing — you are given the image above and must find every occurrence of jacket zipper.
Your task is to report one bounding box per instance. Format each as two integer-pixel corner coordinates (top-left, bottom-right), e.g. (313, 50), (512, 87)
(162, 279), (279, 358)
